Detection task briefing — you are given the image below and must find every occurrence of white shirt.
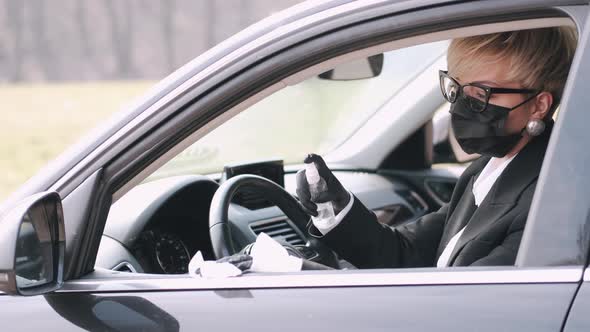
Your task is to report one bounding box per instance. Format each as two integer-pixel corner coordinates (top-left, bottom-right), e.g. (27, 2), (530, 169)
(435, 154), (516, 267)
(312, 155), (517, 267)
(472, 154), (517, 207)
(312, 190), (355, 235)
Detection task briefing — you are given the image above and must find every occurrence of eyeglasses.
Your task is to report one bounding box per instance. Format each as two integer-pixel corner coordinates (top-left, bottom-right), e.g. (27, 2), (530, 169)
(439, 70), (538, 113)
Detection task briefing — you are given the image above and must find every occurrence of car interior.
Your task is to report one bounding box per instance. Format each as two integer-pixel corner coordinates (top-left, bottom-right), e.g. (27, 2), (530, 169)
(95, 17), (577, 275)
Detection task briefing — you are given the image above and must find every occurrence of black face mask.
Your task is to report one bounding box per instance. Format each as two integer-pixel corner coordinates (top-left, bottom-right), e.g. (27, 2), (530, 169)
(450, 95), (526, 158)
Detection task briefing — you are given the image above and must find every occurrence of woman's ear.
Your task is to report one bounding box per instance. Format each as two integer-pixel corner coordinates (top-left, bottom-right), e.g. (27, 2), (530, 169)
(531, 91), (553, 119)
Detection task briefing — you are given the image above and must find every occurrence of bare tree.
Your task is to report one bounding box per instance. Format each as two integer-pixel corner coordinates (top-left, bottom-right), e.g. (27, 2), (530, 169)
(104, 0), (136, 78)
(0, 0), (302, 82)
(239, 0), (251, 28)
(76, 0), (98, 78)
(31, 0), (61, 80)
(5, 0), (24, 81)
(205, 0), (216, 48)
(161, 0), (176, 72)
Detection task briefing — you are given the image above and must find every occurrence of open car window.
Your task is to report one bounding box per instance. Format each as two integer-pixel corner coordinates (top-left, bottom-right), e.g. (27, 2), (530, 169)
(146, 41), (448, 181)
(99, 17), (579, 277)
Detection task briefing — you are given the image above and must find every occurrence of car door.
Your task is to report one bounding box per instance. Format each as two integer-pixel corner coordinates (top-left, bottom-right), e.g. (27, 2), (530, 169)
(1, 1), (590, 331)
(550, 3), (590, 332)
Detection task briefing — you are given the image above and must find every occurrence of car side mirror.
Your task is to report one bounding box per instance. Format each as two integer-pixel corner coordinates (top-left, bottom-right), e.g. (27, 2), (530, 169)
(0, 192), (65, 296)
(318, 54), (384, 80)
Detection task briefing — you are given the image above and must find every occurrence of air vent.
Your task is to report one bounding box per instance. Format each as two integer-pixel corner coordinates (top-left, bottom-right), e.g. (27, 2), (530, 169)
(250, 219), (305, 246)
(234, 188), (273, 210)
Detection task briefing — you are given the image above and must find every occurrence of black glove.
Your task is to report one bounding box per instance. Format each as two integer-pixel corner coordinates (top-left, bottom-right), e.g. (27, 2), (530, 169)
(296, 153), (351, 216)
(216, 254), (253, 271)
(217, 242), (335, 272)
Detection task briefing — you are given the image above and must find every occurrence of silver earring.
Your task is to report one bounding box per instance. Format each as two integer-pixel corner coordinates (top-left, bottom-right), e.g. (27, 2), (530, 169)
(526, 119), (545, 136)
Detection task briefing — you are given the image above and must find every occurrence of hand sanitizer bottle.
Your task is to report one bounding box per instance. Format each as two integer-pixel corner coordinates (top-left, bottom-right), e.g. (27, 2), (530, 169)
(305, 162), (336, 228)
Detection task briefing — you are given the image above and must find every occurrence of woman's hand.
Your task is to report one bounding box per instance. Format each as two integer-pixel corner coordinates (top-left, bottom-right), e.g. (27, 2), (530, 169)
(296, 153), (351, 216)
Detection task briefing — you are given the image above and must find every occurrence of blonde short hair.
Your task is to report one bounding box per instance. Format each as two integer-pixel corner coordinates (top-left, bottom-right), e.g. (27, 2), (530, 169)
(447, 27), (577, 111)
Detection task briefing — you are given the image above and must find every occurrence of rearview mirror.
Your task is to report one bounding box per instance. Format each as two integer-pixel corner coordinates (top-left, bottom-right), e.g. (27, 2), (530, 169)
(0, 192), (65, 296)
(318, 54), (384, 80)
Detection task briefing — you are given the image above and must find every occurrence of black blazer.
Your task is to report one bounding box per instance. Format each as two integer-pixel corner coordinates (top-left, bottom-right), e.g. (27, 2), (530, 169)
(311, 130), (551, 268)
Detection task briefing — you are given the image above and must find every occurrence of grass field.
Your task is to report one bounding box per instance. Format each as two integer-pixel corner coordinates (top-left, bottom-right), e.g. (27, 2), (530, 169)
(0, 67), (409, 201)
(0, 77), (383, 200)
(0, 79), (342, 200)
(0, 42), (447, 201)
(0, 81), (154, 200)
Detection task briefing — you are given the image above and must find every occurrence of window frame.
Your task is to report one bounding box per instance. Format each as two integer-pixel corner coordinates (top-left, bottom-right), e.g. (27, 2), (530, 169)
(42, 2), (588, 280)
(59, 266), (582, 293)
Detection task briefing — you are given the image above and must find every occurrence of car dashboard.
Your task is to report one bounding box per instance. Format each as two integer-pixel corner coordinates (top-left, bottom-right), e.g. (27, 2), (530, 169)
(96, 167), (454, 274)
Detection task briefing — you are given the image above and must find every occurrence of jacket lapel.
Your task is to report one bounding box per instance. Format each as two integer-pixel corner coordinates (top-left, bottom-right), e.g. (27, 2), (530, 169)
(436, 176), (477, 257)
(447, 128), (552, 266)
(447, 197), (514, 265)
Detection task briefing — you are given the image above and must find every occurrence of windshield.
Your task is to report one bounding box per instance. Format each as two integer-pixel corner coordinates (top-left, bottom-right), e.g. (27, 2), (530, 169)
(148, 41), (448, 180)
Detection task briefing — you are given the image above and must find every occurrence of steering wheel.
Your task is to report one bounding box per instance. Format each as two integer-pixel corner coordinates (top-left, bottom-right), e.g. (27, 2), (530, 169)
(209, 175), (311, 259)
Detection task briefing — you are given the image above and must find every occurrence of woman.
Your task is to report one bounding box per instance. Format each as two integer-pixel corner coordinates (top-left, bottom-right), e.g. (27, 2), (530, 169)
(296, 27), (577, 268)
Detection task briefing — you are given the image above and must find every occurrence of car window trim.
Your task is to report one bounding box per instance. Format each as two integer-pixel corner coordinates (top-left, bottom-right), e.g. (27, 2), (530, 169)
(59, 266), (582, 293)
(64, 3), (580, 279)
(516, 5), (590, 267)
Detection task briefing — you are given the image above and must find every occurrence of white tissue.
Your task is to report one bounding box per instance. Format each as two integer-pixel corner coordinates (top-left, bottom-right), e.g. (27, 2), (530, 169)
(249, 233), (303, 273)
(188, 251), (243, 278)
(188, 233), (302, 278)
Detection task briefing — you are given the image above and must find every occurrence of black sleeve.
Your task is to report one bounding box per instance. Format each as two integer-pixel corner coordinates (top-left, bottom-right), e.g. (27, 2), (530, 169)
(314, 196), (448, 269)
